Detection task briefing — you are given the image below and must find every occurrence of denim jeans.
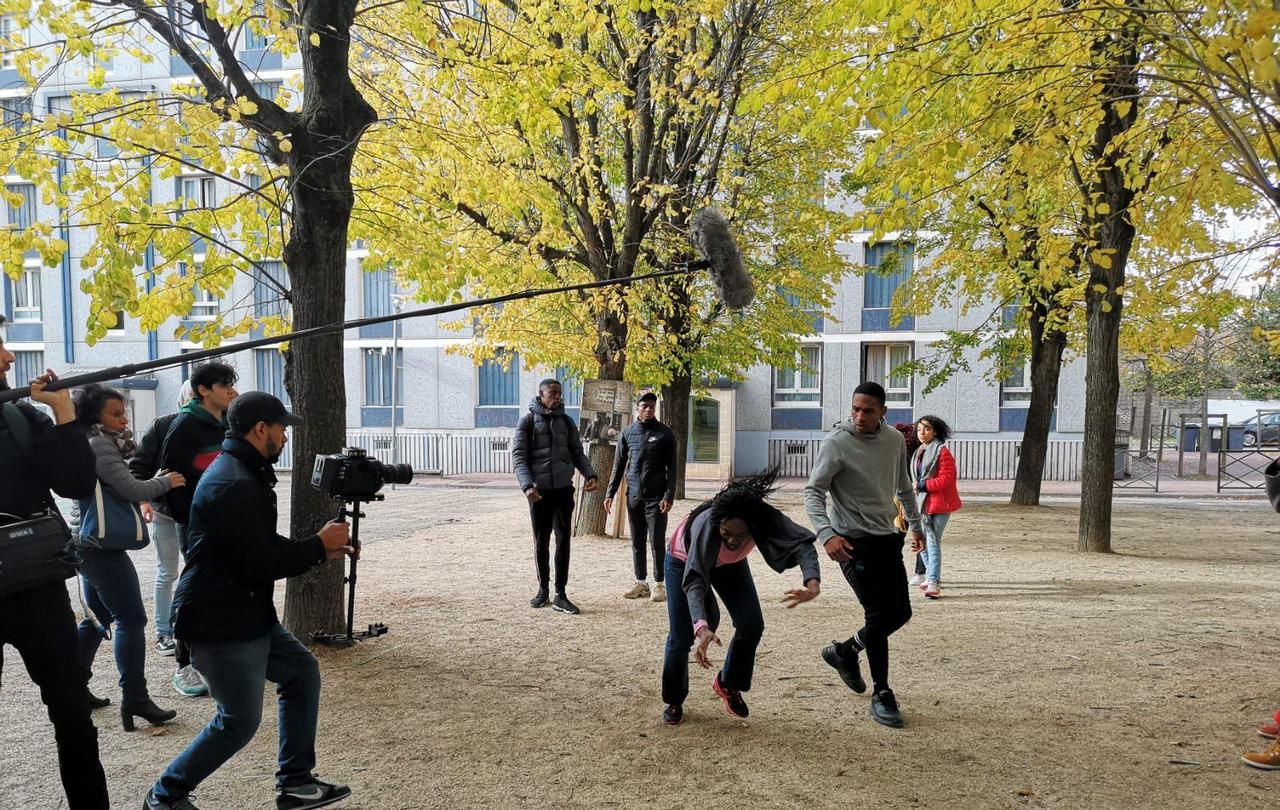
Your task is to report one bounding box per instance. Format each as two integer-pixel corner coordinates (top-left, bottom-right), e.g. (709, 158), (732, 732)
(152, 623), (321, 801)
(151, 511), (181, 638)
(76, 548), (150, 703)
(626, 495), (667, 582)
(919, 513), (951, 584)
(661, 553), (763, 707)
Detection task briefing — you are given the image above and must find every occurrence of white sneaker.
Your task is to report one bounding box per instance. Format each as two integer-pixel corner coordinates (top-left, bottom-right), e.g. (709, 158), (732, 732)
(924, 581), (941, 599)
(651, 582), (667, 603)
(908, 573), (925, 587)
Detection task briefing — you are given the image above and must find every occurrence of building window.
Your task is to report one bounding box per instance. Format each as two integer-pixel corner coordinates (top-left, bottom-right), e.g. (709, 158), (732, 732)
(1, 16), (22, 71)
(555, 366), (582, 407)
(253, 260), (289, 321)
(5, 183), (35, 230)
(1, 95), (30, 131)
(252, 80), (281, 105)
(478, 350), (519, 406)
(13, 350), (42, 384)
(1001, 358), (1033, 406)
(864, 343), (913, 406)
(180, 262), (219, 320)
(863, 241), (914, 309)
(774, 344), (822, 405)
(255, 348), (289, 405)
(363, 347), (403, 407)
(12, 267), (39, 321)
(106, 309), (126, 332)
(243, 1), (271, 50)
(179, 175), (216, 210)
(783, 291), (823, 334)
(362, 267), (395, 317)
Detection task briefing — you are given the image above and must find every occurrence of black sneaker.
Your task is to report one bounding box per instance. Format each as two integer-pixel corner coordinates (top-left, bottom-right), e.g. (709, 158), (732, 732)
(870, 689), (904, 728)
(662, 704), (684, 725)
(552, 594), (580, 615)
(711, 673), (749, 719)
(530, 589), (550, 608)
(821, 642), (866, 694)
(143, 790), (200, 809)
(276, 779), (352, 810)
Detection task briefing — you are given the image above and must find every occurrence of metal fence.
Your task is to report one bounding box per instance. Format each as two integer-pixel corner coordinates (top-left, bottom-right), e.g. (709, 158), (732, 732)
(766, 437), (1085, 481)
(1218, 449), (1279, 492)
(273, 429), (516, 476)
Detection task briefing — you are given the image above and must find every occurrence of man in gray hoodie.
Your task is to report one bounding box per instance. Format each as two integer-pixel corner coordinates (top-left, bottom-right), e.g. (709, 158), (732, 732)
(511, 378), (599, 615)
(804, 381), (925, 728)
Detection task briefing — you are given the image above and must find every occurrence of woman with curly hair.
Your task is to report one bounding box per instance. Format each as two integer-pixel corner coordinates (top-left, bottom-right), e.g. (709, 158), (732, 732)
(912, 415), (962, 599)
(660, 468), (821, 725)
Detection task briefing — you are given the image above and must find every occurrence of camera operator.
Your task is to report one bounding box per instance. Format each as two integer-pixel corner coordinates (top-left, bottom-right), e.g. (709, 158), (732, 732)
(0, 319), (110, 809)
(144, 392), (354, 810)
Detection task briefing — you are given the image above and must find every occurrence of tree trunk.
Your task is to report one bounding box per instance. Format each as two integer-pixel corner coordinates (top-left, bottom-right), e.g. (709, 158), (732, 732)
(1139, 365), (1153, 459)
(281, 0), (377, 638)
(1011, 305), (1066, 506)
(661, 367), (693, 501)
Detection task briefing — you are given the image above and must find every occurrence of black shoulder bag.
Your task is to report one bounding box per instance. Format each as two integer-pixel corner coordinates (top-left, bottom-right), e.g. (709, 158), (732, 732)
(0, 403), (80, 599)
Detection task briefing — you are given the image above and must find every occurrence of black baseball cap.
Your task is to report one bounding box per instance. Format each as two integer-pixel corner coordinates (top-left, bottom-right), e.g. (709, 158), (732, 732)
(227, 391), (303, 435)
(637, 391), (658, 404)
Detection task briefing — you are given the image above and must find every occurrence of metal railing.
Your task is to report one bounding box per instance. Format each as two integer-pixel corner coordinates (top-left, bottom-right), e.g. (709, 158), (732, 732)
(1218, 449), (1280, 492)
(273, 429), (515, 476)
(766, 437), (1085, 481)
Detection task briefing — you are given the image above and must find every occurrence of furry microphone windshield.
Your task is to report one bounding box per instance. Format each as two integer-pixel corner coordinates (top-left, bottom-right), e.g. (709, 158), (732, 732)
(690, 207), (754, 310)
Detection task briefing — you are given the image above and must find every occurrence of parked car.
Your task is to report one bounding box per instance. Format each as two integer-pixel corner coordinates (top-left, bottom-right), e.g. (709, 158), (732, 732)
(1236, 413), (1280, 447)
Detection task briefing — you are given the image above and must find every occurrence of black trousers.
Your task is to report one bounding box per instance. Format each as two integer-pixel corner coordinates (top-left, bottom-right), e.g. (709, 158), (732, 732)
(0, 581), (110, 809)
(839, 534), (912, 693)
(529, 487), (575, 593)
(626, 495), (667, 582)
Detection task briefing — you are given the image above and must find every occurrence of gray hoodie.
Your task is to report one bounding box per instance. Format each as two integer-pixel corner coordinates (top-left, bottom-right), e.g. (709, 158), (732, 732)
(803, 419), (922, 542)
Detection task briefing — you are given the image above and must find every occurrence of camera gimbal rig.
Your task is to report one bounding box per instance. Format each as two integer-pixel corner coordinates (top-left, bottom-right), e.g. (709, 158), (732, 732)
(311, 494), (389, 647)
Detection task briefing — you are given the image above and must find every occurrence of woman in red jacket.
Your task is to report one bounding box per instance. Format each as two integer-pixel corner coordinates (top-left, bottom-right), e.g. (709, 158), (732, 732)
(912, 416), (961, 599)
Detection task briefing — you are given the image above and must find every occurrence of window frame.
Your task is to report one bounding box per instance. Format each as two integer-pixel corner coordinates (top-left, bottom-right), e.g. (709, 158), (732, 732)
(1000, 358), (1033, 407)
(864, 343), (913, 406)
(773, 343), (822, 407)
(1, 16), (22, 71)
(362, 346), (404, 407)
(11, 265), (40, 322)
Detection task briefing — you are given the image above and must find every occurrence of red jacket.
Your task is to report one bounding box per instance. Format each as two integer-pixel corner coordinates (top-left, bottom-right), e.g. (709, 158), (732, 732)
(920, 445), (962, 514)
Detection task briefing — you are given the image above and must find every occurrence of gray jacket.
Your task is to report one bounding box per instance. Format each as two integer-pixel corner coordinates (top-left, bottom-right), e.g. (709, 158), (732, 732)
(71, 430), (175, 532)
(803, 419), (922, 541)
(511, 397), (598, 492)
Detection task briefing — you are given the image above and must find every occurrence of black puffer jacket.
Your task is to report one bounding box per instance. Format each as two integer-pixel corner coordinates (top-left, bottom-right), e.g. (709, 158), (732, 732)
(0, 401), (95, 520)
(172, 438), (325, 642)
(606, 418), (677, 502)
(511, 397), (597, 492)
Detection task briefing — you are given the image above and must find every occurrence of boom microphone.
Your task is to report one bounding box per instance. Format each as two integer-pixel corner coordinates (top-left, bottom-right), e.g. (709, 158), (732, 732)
(690, 207), (754, 310)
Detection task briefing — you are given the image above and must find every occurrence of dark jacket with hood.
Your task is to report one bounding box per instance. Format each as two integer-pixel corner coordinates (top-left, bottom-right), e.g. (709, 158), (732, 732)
(0, 400), (95, 521)
(606, 418), (677, 502)
(676, 507), (821, 628)
(159, 401), (227, 525)
(171, 437), (325, 642)
(511, 396), (598, 492)
(129, 412), (181, 514)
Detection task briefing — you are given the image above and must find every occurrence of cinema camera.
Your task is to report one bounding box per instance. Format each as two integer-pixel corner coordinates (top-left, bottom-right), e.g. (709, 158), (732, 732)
(309, 447), (413, 647)
(311, 447), (413, 499)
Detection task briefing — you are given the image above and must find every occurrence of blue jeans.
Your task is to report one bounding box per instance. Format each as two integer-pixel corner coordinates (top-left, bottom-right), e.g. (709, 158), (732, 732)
(661, 554), (764, 707)
(76, 548), (150, 702)
(920, 513), (950, 584)
(150, 511), (181, 638)
(153, 623), (321, 800)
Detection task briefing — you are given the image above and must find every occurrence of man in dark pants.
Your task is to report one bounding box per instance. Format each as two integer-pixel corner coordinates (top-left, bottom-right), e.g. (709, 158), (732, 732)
(511, 378), (599, 615)
(145, 392), (354, 810)
(0, 321), (110, 809)
(603, 391), (676, 603)
(804, 381), (926, 728)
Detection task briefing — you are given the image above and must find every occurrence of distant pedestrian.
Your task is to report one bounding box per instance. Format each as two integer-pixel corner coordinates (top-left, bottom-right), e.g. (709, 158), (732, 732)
(511, 378), (599, 615)
(911, 415), (962, 599)
(604, 391), (676, 603)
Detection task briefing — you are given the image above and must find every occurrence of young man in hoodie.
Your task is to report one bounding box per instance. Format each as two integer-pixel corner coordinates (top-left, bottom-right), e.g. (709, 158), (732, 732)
(804, 381), (926, 728)
(604, 391), (677, 603)
(158, 362), (239, 697)
(511, 378), (599, 615)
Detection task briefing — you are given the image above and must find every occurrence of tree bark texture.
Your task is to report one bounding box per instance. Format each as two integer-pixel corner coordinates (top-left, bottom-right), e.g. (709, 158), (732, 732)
(1011, 302), (1067, 506)
(661, 368), (693, 501)
(1139, 366), (1154, 459)
(280, 0), (377, 637)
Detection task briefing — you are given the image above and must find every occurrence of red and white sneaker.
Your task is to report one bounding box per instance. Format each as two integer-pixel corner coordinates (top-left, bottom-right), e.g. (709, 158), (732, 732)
(1260, 718), (1280, 739)
(924, 582), (941, 599)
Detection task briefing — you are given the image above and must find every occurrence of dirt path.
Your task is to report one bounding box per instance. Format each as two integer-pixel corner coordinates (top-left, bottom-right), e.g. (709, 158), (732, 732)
(2, 483), (1277, 809)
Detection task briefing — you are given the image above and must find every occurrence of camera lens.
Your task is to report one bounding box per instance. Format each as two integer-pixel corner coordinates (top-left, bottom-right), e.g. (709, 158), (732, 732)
(381, 462), (413, 485)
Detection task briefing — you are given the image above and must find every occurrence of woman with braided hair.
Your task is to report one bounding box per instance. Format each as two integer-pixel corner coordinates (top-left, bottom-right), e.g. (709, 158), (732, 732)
(660, 468), (822, 725)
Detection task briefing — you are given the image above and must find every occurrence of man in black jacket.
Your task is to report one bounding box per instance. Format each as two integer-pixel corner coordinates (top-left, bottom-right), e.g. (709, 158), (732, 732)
(144, 392), (354, 810)
(603, 392), (676, 603)
(511, 378), (598, 615)
(0, 322), (110, 809)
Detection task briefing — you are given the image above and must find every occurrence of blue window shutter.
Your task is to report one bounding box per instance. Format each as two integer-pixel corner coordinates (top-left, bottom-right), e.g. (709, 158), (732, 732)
(363, 269), (393, 318)
(480, 351), (520, 406)
(864, 242), (914, 308)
